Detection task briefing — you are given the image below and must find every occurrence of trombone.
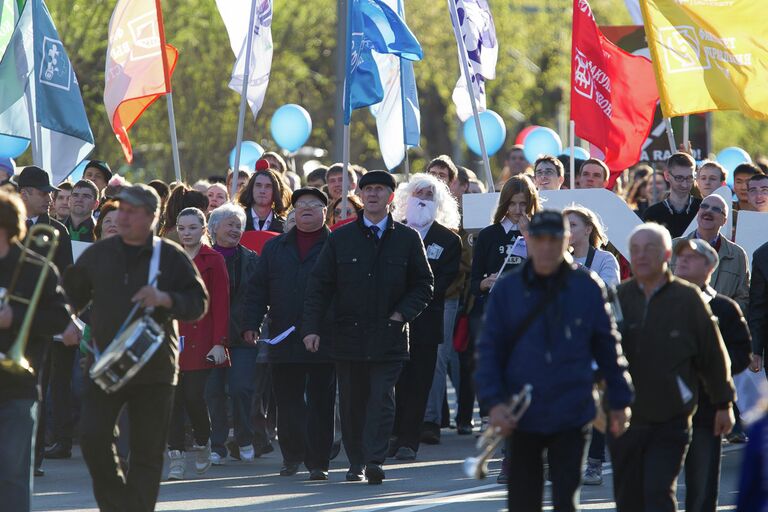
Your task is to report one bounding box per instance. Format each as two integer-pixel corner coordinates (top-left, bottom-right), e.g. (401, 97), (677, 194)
(463, 384), (533, 480)
(0, 223), (60, 375)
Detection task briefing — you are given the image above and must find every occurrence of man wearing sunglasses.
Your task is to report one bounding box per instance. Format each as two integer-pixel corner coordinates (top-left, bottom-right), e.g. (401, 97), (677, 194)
(671, 195), (750, 313)
(643, 152), (701, 237)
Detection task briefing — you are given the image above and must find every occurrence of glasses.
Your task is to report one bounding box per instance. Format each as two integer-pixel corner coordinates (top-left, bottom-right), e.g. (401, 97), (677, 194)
(668, 173), (694, 183)
(535, 169), (557, 178)
(699, 203), (725, 215)
(294, 201), (324, 209)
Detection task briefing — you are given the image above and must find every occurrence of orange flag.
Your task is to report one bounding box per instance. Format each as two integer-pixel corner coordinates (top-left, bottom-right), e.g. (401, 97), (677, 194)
(104, 0), (178, 162)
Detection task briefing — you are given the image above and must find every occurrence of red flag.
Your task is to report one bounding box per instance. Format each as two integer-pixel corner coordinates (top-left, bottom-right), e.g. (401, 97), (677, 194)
(570, 0), (658, 186)
(105, 0), (178, 163)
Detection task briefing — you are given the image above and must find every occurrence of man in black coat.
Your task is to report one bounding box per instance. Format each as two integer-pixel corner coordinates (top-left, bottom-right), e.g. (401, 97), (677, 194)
(674, 239), (752, 512)
(750, 240), (768, 373)
(389, 174), (461, 460)
(243, 188), (336, 481)
(302, 170), (433, 484)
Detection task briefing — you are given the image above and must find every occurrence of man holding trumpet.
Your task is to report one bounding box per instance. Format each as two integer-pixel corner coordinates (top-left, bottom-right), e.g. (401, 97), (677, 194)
(475, 210), (633, 512)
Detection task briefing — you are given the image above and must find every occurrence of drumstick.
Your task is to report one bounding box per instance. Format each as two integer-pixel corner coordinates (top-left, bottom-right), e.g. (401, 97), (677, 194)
(490, 245), (515, 292)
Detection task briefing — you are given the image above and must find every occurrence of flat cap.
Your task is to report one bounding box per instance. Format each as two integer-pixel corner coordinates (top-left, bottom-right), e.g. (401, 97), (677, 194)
(358, 170), (396, 191)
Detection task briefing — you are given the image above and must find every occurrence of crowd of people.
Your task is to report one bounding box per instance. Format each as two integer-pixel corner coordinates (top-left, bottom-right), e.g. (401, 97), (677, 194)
(1, 144), (768, 511)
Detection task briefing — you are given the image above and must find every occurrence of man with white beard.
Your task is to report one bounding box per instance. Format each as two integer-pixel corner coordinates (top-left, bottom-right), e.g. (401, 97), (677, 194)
(388, 174), (462, 460)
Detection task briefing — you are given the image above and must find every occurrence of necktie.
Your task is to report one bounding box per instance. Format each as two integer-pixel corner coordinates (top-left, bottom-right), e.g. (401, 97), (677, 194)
(370, 225), (380, 239)
(26, 219), (34, 228)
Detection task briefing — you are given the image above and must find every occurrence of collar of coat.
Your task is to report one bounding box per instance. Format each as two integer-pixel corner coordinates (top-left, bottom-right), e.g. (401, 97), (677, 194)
(355, 213), (395, 234)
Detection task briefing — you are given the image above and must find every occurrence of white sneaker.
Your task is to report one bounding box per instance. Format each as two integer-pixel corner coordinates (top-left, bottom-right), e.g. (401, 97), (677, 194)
(210, 452), (226, 466)
(240, 444), (255, 462)
(193, 442), (212, 474)
(167, 450), (185, 480)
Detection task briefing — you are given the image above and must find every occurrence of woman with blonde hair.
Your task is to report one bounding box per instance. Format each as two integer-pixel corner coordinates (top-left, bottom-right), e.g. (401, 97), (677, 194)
(563, 205), (620, 287)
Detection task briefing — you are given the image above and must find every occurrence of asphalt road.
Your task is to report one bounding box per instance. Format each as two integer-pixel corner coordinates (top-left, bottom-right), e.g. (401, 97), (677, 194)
(32, 429), (745, 512)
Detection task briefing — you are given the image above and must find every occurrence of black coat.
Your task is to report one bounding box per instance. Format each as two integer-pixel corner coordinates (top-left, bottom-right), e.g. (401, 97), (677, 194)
(244, 208), (285, 233)
(409, 222), (461, 345)
(64, 235), (208, 386)
(243, 227), (332, 363)
(223, 244), (260, 348)
(750, 241), (768, 358)
(29, 214), (73, 279)
(302, 214), (433, 362)
(0, 243), (70, 403)
(693, 287), (751, 428)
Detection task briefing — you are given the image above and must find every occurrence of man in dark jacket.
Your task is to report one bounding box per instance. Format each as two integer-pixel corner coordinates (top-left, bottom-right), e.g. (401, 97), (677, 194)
(243, 188), (336, 481)
(674, 238), (751, 512)
(302, 171), (433, 485)
(0, 188), (71, 511)
(750, 241), (768, 373)
(476, 210), (633, 512)
(613, 223), (735, 512)
(63, 184), (208, 512)
(642, 152), (701, 238)
(390, 174), (461, 460)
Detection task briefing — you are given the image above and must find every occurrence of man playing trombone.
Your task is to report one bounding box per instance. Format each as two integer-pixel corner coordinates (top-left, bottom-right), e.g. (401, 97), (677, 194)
(475, 210), (633, 512)
(0, 188), (71, 511)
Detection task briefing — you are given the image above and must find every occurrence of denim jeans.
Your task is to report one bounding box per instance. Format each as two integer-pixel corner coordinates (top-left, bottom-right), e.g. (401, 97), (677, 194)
(424, 298), (461, 425)
(206, 346), (270, 456)
(0, 399), (37, 512)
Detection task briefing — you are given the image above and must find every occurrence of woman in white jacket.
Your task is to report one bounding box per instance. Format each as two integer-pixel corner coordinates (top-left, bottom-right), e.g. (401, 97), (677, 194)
(564, 205), (620, 287)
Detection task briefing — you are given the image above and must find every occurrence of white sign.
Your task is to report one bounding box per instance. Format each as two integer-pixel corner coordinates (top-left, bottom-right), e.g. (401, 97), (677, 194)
(72, 241), (91, 262)
(735, 210), (768, 268)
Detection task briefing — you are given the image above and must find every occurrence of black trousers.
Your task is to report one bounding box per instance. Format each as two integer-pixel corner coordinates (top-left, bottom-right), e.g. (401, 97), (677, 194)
(168, 369), (211, 452)
(50, 343), (79, 447)
(80, 380), (175, 512)
(337, 360), (403, 466)
(272, 362), (336, 470)
(392, 343), (438, 451)
(684, 426), (722, 512)
(506, 425), (590, 512)
(608, 419), (691, 512)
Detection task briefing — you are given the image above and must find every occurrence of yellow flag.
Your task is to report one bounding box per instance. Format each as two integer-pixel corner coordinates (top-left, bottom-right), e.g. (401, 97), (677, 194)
(641, 0), (768, 119)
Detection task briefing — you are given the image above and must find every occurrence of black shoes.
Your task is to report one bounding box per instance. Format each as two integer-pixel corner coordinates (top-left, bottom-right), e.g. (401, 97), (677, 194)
(457, 423), (473, 436)
(44, 443), (72, 459)
(394, 447), (416, 461)
(365, 463), (385, 485)
(420, 422), (440, 445)
(346, 464), (365, 482)
(279, 463), (300, 476)
(308, 469), (329, 481)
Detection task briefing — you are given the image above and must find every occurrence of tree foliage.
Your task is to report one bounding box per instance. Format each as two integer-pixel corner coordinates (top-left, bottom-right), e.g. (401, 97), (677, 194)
(20, 0), (768, 184)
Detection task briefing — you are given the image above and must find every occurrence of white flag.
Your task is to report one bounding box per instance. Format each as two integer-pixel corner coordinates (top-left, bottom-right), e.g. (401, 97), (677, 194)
(216, 0), (273, 118)
(449, 0), (498, 122)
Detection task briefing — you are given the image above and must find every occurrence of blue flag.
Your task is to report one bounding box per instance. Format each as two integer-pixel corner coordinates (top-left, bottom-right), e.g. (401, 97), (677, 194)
(344, 0), (422, 125)
(0, 0), (93, 183)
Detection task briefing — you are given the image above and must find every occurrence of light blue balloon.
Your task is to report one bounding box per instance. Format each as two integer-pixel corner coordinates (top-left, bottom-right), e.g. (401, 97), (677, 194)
(0, 134), (30, 159)
(270, 104), (312, 153)
(523, 127), (563, 163)
(716, 147), (751, 187)
(560, 147), (590, 160)
(229, 141), (265, 171)
(463, 110), (507, 156)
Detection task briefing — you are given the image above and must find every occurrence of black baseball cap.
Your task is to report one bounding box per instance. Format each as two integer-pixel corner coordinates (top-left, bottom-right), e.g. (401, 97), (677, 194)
(291, 187), (328, 207)
(85, 160), (113, 181)
(116, 184), (160, 215)
(528, 210), (568, 238)
(17, 166), (59, 192)
(358, 170), (396, 191)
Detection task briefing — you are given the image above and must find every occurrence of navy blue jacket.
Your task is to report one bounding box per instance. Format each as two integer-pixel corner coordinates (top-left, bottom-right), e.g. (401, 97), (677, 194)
(475, 260), (633, 434)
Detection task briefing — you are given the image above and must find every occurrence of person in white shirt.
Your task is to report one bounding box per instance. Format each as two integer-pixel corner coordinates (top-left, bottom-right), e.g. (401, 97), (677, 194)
(564, 205), (620, 287)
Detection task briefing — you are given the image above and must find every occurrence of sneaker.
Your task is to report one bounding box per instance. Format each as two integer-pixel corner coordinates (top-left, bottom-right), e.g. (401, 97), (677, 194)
(583, 460), (603, 486)
(193, 441), (212, 474)
(727, 431), (748, 444)
(240, 444), (255, 462)
(210, 452), (226, 466)
(167, 450), (185, 480)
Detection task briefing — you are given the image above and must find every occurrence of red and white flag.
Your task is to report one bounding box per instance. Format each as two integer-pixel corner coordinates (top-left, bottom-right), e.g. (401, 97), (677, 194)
(104, 0), (178, 163)
(570, 0), (657, 184)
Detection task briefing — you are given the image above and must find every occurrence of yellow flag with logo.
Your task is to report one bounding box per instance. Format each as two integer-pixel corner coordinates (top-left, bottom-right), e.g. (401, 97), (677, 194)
(641, 0), (768, 119)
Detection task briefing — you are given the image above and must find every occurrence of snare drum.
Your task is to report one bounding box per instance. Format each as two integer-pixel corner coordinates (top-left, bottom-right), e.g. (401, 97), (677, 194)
(90, 315), (165, 393)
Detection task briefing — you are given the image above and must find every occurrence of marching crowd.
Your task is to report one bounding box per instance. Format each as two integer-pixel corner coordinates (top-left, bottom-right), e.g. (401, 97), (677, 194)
(2, 146), (768, 512)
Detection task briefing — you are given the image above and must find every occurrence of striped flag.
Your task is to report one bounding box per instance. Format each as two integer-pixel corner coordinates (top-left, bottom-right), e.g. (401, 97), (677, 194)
(104, 0), (178, 163)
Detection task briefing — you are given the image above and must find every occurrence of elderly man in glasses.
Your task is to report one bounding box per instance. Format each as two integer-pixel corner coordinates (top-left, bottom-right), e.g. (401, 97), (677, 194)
(643, 152), (702, 238)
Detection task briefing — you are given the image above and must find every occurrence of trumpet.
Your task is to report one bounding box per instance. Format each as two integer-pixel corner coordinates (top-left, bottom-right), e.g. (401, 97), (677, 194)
(463, 384), (533, 479)
(0, 224), (60, 375)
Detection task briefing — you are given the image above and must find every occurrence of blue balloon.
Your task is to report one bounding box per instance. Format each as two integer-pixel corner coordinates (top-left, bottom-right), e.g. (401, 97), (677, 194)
(463, 110), (507, 156)
(229, 141), (265, 171)
(716, 147), (751, 187)
(560, 146), (590, 160)
(0, 134), (30, 159)
(523, 127), (562, 163)
(270, 104), (312, 153)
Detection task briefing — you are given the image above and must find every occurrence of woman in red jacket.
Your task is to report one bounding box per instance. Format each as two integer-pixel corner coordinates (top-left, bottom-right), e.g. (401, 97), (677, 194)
(167, 207), (230, 480)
